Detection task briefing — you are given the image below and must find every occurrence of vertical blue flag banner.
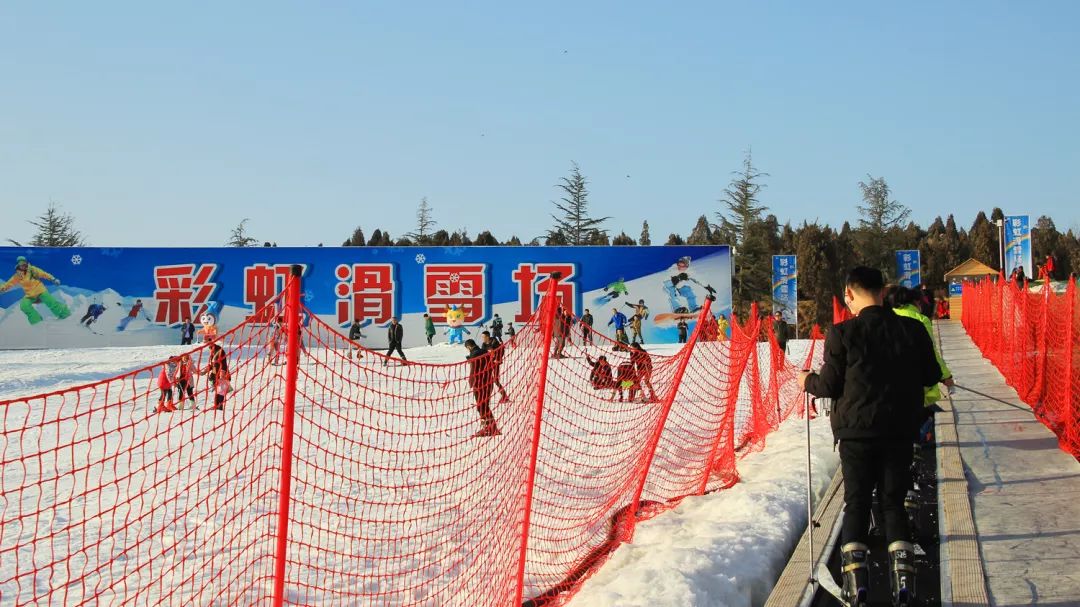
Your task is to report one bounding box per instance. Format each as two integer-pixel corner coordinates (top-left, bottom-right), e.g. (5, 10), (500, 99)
(896, 250), (922, 288)
(1004, 215), (1032, 279)
(0, 245), (732, 350)
(771, 255), (797, 326)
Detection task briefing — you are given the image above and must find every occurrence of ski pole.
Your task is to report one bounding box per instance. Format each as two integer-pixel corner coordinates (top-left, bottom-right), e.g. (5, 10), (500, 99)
(805, 389), (816, 588)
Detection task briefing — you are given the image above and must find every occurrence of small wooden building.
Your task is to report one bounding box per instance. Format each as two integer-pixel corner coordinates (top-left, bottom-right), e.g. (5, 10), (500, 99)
(944, 258), (998, 320)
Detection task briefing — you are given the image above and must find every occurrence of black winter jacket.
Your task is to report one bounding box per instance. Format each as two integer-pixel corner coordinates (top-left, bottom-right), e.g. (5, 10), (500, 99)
(804, 306), (941, 442)
(387, 323), (404, 346)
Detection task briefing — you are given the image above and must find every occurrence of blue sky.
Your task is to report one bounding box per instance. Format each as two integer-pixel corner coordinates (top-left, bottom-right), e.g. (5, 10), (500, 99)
(2, 1), (1078, 246)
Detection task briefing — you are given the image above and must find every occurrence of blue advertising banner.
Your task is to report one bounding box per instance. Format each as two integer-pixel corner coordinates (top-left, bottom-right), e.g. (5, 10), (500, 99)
(771, 255), (797, 326)
(1004, 215), (1032, 279)
(0, 246), (731, 350)
(896, 250), (922, 288)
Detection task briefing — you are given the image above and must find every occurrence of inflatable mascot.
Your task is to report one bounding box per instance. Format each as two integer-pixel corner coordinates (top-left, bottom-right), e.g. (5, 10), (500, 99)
(444, 304), (471, 345)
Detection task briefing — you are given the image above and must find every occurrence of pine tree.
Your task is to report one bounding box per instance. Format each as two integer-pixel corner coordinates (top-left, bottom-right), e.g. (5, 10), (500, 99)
(687, 215), (713, 245)
(612, 232), (635, 246)
(10, 203), (87, 247)
(665, 233), (685, 245)
(343, 226), (366, 247)
(968, 212), (1000, 270)
(475, 231), (499, 246)
(548, 162), (609, 245)
(506, 235), (523, 246)
(713, 151), (771, 311)
(226, 219), (258, 247)
(854, 175), (911, 276)
(409, 198), (437, 244)
(367, 229), (383, 247)
(431, 230), (451, 246)
(640, 221), (652, 246)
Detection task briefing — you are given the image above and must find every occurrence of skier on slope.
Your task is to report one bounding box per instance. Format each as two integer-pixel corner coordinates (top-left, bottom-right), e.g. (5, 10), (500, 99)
(80, 301), (107, 328)
(0, 256), (71, 325)
(595, 277), (629, 304)
(490, 313), (504, 340)
(116, 299), (151, 331)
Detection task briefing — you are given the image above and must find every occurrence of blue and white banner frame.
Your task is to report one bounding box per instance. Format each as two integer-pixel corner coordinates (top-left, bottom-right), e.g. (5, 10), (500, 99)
(896, 250), (921, 288)
(771, 255), (797, 327)
(1004, 215), (1032, 279)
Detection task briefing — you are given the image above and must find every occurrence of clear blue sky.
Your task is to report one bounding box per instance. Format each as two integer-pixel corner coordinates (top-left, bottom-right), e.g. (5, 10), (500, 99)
(3, 1), (1078, 247)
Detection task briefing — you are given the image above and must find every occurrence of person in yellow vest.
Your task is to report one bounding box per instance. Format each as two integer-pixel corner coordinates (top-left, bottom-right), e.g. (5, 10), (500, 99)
(889, 286), (954, 440)
(716, 313), (730, 341)
(0, 256), (71, 325)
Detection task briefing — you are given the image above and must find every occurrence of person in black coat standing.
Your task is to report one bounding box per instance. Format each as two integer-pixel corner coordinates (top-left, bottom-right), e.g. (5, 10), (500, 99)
(179, 317), (196, 345)
(580, 308), (595, 345)
(384, 317), (408, 366)
(799, 267), (941, 606)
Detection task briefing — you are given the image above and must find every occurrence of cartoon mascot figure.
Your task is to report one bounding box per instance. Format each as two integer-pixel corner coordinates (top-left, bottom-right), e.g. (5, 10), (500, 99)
(1, 255), (71, 325)
(196, 312), (219, 343)
(444, 304), (471, 345)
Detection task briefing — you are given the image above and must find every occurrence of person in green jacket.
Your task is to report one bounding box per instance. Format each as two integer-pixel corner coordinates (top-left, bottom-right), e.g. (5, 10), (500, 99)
(890, 286), (955, 441)
(423, 313), (436, 346)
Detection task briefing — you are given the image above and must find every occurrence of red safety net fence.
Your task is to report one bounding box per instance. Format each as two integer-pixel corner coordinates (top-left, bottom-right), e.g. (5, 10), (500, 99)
(962, 277), (1080, 458)
(1, 270), (824, 606)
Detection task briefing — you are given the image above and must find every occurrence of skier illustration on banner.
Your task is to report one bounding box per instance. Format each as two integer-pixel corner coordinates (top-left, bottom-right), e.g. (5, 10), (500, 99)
(593, 277), (630, 305)
(653, 256), (716, 324)
(0, 255), (71, 325)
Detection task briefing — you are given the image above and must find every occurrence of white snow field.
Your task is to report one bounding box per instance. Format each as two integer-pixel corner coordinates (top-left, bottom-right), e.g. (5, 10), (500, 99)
(0, 336), (829, 607)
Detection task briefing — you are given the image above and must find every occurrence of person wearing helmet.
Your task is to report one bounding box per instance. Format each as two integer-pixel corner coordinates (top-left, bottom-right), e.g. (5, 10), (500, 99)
(0, 256), (71, 325)
(662, 256), (699, 313)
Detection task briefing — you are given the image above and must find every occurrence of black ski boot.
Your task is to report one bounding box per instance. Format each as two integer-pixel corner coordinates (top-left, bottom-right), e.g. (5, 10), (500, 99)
(888, 540), (917, 606)
(840, 542), (870, 606)
(904, 489), (920, 533)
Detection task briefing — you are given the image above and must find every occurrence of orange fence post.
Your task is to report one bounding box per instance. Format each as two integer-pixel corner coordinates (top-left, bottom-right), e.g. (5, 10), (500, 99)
(271, 265), (303, 607)
(513, 274), (560, 604)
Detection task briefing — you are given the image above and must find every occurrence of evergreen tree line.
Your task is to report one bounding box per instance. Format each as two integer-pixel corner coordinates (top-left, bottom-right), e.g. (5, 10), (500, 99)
(340, 154), (1080, 326)
(11, 159), (1080, 328)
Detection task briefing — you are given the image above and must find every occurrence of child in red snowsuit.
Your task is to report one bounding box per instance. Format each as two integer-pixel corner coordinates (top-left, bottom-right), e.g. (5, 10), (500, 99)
(156, 357), (180, 413)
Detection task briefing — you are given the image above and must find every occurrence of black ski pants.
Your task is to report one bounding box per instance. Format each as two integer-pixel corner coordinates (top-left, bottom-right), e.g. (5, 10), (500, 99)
(839, 438), (913, 545)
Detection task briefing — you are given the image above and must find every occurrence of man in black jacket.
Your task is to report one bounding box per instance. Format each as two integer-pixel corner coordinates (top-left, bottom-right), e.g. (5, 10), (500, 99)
(580, 308), (594, 345)
(384, 317), (407, 366)
(348, 319), (366, 359)
(799, 267), (941, 606)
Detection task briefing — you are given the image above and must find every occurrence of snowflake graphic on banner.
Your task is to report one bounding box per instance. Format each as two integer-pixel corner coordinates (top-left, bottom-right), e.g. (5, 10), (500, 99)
(70, 255), (82, 266)
(415, 254), (426, 264)
(450, 273), (460, 282)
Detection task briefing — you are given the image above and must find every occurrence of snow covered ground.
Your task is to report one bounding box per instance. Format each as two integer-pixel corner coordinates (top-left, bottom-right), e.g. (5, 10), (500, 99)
(0, 339), (831, 606)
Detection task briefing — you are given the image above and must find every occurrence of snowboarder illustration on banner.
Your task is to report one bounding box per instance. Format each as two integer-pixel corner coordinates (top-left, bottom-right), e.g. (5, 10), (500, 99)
(0, 256), (71, 325)
(444, 304), (470, 345)
(654, 256), (717, 324)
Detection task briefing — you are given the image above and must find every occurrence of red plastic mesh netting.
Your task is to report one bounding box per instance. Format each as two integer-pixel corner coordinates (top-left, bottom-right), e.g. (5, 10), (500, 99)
(962, 277), (1080, 458)
(1, 286), (826, 606)
(0, 293), (288, 605)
